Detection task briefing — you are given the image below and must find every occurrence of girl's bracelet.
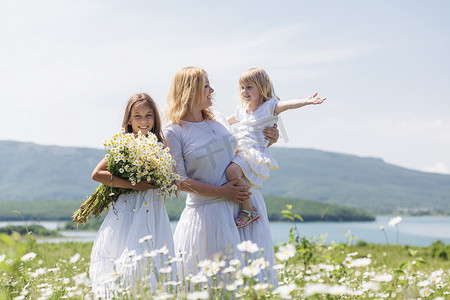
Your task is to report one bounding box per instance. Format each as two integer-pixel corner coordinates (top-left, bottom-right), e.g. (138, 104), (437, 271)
(110, 174), (114, 187)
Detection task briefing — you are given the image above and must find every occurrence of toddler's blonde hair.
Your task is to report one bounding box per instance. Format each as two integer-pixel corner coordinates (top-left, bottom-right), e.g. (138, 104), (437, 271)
(239, 68), (279, 108)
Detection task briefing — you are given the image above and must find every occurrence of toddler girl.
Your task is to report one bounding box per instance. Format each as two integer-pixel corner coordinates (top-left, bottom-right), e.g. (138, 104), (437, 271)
(226, 68), (326, 228)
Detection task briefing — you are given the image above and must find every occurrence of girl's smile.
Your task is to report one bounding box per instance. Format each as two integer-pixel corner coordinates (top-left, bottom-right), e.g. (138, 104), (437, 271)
(128, 102), (155, 136)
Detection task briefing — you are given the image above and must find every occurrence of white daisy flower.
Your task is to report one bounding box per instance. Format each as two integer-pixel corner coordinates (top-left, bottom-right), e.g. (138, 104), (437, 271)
(21, 252), (37, 262)
(138, 235), (153, 243)
(388, 216), (402, 226)
(237, 240), (259, 253)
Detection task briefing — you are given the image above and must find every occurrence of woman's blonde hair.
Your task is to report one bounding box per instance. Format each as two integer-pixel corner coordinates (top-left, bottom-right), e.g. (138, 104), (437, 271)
(122, 93), (164, 143)
(239, 68), (279, 108)
(165, 67), (215, 125)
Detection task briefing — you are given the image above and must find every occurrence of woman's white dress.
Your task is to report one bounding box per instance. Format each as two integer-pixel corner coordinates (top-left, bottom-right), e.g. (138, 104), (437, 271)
(232, 98), (279, 189)
(89, 190), (175, 297)
(164, 113), (278, 287)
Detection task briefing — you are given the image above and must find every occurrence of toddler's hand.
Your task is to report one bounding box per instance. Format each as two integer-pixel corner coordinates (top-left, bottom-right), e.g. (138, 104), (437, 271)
(307, 93), (326, 105)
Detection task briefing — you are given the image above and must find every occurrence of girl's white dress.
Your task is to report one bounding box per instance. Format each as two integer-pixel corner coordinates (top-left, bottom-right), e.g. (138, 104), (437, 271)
(164, 113), (278, 287)
(232, 98), (279, 189)
(89, 190), (175, 298)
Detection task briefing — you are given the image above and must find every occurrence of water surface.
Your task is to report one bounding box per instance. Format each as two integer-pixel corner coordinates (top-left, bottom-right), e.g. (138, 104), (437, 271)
(1, 216), (449, 246)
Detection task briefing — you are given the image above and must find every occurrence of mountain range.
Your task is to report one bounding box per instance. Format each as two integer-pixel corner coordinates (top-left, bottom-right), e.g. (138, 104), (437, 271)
(1, 140), (449, 215)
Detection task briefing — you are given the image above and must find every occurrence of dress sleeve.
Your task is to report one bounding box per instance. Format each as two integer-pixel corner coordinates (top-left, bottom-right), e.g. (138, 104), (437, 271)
(164, 125), (188, 180)
(265, 98), (280, 116)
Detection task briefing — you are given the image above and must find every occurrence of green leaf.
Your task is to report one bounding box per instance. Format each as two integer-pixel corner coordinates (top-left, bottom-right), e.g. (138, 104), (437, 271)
(397, 262), (407, 272)
(0, 234), (15, 246)
(320, 205), (331, 220)
(294, 214), (304, 222)
(416, 257), (426, 263)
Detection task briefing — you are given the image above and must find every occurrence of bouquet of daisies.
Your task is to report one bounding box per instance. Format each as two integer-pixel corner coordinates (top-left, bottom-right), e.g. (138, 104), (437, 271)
(73, 130), (179, 224)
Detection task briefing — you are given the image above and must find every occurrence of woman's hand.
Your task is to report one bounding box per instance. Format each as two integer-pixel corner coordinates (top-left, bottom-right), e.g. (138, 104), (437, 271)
(131, 181), (157, 191)
(220, 178), (252, 204)
(264, 123), (279, 148)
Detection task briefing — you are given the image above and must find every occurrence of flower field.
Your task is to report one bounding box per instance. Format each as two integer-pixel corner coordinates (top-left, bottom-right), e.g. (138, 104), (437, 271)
(1, 216), (450, 299)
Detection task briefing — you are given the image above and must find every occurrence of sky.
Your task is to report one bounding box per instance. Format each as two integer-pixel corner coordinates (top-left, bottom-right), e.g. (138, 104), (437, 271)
(1, 0), (449, 174)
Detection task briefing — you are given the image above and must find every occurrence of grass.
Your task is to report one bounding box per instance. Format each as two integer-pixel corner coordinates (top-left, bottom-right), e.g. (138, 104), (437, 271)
(1, 207), (449, 299)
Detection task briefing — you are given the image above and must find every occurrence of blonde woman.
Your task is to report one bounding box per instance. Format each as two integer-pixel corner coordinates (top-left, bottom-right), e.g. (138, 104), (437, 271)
(164, 67), (278, 286)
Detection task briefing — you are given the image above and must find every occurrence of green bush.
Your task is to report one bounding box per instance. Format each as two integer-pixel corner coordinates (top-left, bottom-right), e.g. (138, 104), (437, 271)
(0, 225), (58, 237)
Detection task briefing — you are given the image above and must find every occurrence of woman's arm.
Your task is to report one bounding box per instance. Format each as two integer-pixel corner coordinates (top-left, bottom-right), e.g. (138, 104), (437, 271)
(92, 159), (156, 191)
(179, 178), (250, 204)
(274, 93), (326, 115)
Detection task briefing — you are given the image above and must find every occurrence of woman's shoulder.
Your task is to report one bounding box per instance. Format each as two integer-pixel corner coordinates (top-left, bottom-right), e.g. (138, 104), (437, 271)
(163, 123), (183, 138)
(213, 111), (226, 122)
(163, 124), (185, 149)
(164, 123), (182, 131)
(212, 111), (232, 130)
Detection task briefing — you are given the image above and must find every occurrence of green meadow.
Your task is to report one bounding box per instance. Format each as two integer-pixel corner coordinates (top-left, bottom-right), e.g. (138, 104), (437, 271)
(1, 209), (449, 299)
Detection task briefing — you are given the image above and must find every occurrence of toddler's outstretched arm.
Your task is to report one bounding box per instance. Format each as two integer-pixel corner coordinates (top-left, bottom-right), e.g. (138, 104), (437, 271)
(274, 93), (326, 115)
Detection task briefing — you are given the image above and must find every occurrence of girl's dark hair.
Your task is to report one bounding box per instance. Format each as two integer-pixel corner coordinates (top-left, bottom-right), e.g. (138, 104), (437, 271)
(122, 93), (164, 143)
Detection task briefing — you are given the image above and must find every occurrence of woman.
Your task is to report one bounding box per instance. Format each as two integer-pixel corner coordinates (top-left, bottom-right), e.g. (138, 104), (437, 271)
(164, 67), (278, 287)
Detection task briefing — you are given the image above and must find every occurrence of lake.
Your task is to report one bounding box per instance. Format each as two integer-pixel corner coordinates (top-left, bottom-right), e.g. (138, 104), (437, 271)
(1, 216), (449, 246)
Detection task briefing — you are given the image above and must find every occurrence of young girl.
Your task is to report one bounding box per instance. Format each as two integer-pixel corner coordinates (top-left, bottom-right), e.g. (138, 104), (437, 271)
(89, 93), (176, 297)
(226, 68), (326, 228)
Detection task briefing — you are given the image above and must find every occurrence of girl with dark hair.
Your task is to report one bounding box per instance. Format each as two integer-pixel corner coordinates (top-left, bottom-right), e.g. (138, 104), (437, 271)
(89, 93), (176, 297)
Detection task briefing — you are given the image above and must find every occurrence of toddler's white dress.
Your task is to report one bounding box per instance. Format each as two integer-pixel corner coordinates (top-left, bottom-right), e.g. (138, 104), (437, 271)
(89, 189), (175, 298)
(232, 98), (279, 189)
